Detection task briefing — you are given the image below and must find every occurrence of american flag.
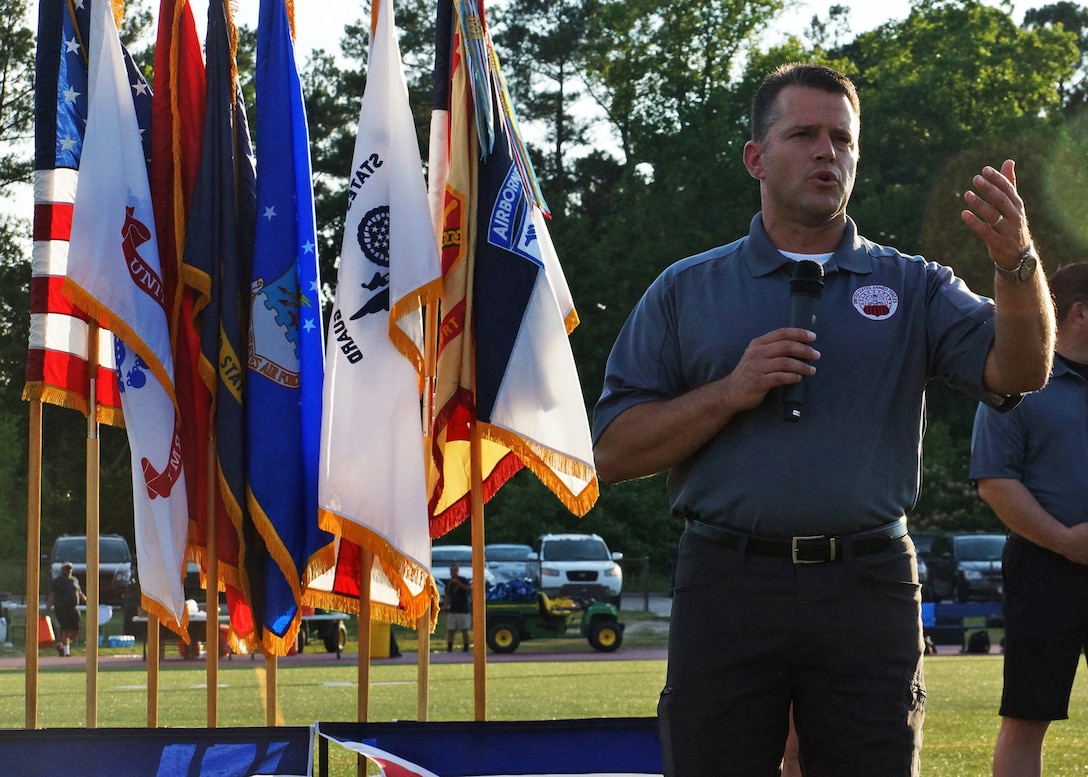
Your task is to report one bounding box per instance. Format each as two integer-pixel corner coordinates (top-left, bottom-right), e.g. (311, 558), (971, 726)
(25, 0), (139, 424)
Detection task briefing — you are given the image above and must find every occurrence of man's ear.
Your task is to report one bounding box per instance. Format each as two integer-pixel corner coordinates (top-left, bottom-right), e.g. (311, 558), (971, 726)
(743, 139), (764, 181)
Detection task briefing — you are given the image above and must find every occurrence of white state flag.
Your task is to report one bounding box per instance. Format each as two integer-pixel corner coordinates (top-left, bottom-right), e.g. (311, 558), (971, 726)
(314, 0), (440, 626)
(64, 0), (189, 633)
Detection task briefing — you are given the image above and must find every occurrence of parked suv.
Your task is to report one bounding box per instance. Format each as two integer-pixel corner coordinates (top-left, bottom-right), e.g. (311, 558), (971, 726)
(47, 534), (137, 608)
(925, 532), (1006, 602)
(531, 533), (623, 607)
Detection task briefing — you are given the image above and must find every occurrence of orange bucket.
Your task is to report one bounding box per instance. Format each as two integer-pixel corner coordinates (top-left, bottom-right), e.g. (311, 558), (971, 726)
(37, 615), (55, 649)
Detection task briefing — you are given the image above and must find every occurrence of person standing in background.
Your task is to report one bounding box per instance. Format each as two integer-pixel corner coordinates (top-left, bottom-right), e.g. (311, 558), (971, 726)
(971, 262), (1088, 777)
(444, 562), (472, 653)
(47, 562), (85, 657)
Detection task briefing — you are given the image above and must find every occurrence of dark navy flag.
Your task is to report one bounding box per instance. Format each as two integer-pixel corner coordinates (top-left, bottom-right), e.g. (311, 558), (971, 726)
(248, 0), (331, 656)
(183, 0), (259, 651)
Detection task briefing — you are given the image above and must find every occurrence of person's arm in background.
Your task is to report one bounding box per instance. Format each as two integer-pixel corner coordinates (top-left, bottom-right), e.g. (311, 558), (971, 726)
(961, 160), (1054, 395)
(977, 478), (1088, 566)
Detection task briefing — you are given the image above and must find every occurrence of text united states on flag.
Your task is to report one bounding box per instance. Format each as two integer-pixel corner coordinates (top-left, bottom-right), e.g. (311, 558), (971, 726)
(26, 0), (122, 424)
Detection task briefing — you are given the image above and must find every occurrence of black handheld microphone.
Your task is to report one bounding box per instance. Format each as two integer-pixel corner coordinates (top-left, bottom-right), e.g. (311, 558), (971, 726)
(783, 260), (824, 422)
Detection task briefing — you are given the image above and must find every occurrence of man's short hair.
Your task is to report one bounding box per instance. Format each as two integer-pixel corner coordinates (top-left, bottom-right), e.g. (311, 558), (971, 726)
(1050, 263), (1088, 323)
(751, 62), (861, 143)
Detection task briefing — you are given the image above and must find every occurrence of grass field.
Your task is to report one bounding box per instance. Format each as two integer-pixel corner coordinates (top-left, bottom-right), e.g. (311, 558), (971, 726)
(3, 619), (1088, 775)
(3, 654), (1088, 774)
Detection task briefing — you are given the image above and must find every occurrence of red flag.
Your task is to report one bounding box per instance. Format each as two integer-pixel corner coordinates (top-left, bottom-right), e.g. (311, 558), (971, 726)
(150, 0), (214, 596)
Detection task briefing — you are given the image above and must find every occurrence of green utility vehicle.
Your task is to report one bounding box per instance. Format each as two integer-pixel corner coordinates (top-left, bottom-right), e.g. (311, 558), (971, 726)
(484, 589), (624, 654)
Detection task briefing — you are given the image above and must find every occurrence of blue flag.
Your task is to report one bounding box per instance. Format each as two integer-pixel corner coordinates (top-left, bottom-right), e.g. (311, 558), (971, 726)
(249, 0), (331, 654)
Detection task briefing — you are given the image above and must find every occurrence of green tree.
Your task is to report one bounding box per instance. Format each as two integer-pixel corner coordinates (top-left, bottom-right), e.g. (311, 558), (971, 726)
(0, 0), (34, 191)
(1024, 1), (1088, 113)
(580, 0), (786, 168)
(492, 0), (593, 202)
(299, 0), (433, 291)
(848, 0), (1077, 264)
(0, 0), (36, 563)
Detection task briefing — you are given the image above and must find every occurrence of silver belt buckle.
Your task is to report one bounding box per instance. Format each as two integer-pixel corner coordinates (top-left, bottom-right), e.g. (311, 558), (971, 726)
(792, 534), (835, 564)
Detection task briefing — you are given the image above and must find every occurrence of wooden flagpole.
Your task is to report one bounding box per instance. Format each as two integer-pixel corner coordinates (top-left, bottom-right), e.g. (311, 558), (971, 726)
(356, 549), (373, 777)
(25, 400), (42, 729)
(85, 324), (101, 728)
(416, 607), (430, 720)
(419, 300), (440, 721)
(266, 654), (278, 726)
(357, 549), (373, 721)
(206, 435), (219, 727)
(147, 611), (159, 726)
(469, 423), (487, 721)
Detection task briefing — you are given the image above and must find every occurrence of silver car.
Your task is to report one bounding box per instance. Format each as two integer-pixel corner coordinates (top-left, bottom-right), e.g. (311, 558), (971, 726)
(430, 545), (496, 595)
(484, 543), (534, 583)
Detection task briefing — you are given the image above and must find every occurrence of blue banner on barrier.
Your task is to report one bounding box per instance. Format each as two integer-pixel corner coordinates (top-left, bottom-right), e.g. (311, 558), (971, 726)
(317, 718), (662, 776)
(0, 727), (313, 777)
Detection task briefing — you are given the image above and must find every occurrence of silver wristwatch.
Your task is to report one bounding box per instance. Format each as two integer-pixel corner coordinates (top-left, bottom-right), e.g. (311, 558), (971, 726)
(994, 246), (1038, 283)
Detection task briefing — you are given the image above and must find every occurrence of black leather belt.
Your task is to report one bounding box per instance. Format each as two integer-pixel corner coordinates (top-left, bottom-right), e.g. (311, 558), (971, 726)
(685, 517), (908, 564)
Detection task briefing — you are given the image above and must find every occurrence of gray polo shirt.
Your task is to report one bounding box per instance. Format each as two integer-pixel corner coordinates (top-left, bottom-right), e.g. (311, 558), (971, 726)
(970, 358), (1088, 528)
(593, 214), (1001, 536)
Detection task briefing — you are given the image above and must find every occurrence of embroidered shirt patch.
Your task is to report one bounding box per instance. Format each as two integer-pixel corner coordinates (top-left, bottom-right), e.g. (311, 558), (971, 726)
(852, 285), (899, 320)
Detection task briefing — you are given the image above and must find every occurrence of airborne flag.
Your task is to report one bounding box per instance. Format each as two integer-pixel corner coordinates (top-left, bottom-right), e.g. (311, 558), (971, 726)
(312, 0), (440, 626)
(62, 0), (190, 632)
(247, 0), (334, 655)
(427, 0), (598, 536)
(25, 0), (121, 424)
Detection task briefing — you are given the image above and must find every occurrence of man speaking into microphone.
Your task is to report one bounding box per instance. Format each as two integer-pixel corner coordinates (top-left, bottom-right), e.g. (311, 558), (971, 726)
(592, 63), (1054, 777)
